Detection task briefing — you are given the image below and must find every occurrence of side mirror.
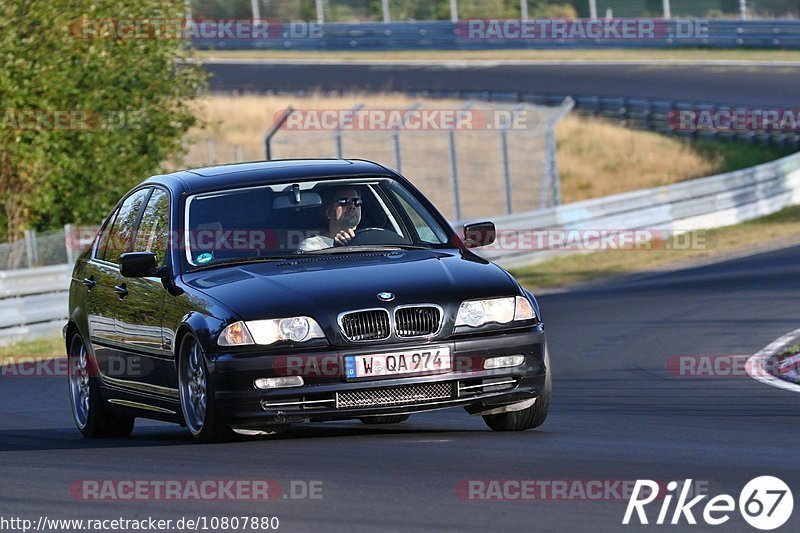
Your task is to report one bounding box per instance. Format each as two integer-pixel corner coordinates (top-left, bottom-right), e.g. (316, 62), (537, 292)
(463, 221), (496, 249)
(120, 252), (159, 278)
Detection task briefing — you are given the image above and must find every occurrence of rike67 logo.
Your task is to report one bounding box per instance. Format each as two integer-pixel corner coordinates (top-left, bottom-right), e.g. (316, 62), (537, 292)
(623, 477), (793, 530)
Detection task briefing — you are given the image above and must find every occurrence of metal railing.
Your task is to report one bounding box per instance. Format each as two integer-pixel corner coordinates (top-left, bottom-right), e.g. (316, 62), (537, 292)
(191, 20), (800, 50)
(466, 150), (800, 268)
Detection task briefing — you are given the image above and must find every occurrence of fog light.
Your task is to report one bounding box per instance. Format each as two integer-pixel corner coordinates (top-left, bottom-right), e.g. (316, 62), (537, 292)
(484, 355), (525, 370)
(254, 376), (304, 390)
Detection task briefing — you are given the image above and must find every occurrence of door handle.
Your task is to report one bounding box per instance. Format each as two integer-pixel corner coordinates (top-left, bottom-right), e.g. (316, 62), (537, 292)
(82, 277), (96, 290)
(113, 284), (128, 299)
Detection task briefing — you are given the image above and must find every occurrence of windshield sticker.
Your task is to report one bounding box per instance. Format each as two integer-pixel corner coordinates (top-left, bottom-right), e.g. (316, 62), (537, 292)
(196, 252), (213, 264)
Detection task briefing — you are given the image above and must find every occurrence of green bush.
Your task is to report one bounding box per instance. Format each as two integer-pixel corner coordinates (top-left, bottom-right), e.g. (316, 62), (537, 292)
(0, 0), (206, 242)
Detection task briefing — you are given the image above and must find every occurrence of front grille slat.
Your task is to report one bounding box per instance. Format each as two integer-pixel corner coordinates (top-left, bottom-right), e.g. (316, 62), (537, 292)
(395, 306), (441, 338)
(337, 382), (453, 409)
(340, 309), (390, 342)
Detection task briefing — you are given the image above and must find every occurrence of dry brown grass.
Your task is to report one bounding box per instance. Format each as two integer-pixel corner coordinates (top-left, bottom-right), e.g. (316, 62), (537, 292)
(556, 114), (721, 201)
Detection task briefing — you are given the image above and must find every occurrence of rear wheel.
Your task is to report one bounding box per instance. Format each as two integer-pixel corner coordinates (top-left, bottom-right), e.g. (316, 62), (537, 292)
(359, 415), (410, 425)
(178, 334), (233, 443)
(68, 334), (134, 439)
(483, 346), (551, 432)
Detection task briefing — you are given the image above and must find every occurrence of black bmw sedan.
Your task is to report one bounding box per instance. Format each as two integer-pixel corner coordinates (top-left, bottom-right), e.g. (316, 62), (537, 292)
(66, 159), (551, 443)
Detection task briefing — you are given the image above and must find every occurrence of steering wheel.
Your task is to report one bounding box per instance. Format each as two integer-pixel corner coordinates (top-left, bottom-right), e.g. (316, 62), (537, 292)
(355, 227), (387, 235)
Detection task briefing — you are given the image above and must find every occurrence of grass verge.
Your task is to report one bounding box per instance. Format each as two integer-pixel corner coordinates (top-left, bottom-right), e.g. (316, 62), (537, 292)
(0, 335), (65, 361)
(508, 204), (800, 289)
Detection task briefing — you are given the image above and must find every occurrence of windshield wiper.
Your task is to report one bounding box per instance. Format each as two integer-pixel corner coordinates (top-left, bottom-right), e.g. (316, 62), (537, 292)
(301, 245), (430, 255)
(189, 256), (299, 272)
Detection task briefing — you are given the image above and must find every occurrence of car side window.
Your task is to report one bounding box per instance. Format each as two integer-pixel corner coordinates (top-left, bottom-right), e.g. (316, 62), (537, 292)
(133, 189), (170, 265)
(105, 188), (151, 265)
(95, 206), (121, 260)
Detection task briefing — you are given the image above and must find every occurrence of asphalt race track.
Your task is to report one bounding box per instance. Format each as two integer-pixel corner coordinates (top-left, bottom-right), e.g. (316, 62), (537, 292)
(205, 60), (800, 108)
(2, 245), (799, 531)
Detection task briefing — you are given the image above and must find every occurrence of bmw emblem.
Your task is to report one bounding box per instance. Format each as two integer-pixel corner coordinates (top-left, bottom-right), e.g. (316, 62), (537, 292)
(377, 292), (395, 302)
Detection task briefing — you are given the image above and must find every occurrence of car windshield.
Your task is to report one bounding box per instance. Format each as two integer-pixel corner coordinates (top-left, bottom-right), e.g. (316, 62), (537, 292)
(184, 177), (452, 268)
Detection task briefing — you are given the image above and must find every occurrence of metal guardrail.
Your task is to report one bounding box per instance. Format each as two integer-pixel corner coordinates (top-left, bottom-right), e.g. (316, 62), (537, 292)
(466, 151), (800, 268)
(398, 91), (800, 148)
(0, 265), (71, 346)
(191, 20), (800, 50)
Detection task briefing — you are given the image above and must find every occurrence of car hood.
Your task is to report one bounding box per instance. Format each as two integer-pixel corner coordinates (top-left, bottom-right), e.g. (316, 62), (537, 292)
(181, 250), (519, 324)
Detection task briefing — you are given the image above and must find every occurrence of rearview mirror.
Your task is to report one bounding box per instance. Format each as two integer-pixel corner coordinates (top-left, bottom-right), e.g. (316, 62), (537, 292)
(273, 191), (322, 210)
(120, 252), (159, 278)
(463, 221), (496, 249)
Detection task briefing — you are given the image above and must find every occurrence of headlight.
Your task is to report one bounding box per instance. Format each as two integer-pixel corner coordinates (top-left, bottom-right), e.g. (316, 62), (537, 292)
(218, 317), (325, 346)
(455, 296), (536, 328)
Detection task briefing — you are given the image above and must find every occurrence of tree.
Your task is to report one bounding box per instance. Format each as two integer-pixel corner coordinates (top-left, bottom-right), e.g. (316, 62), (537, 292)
(0, 0), (206, 245)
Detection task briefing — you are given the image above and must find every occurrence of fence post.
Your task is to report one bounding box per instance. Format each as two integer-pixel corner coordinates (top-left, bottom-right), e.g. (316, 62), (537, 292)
(589, 0), (598, 19)
(449, 0), (458, 22)
(382, 0), (391, 23)
(500, 130), (513, 214)
(24, 229), (37, 268)
(520, 0), (528, 20)
(64, 224), (76, 266)
(544, 97), (575, 207)
(264, 106), (295, 160)
(316, 0), (325, 24)
(739, 0), (747, 20)
(206, 139), (216, 165)
(662, 0), (671, 19)
(392, 129), (402, 173)
(448, 130), (462, 221)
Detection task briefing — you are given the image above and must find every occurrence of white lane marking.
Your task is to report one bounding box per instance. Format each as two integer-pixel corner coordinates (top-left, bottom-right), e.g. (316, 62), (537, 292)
(746, 327), (800, 393)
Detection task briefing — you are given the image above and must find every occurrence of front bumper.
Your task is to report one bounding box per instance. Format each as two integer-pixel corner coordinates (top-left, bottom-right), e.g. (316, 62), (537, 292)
(210, 325), (547, 427)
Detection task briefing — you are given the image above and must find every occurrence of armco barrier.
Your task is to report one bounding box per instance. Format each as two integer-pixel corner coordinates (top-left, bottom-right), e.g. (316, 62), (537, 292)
(3, 152), (800, 345)
(191, 20), (800, 51)
(464, 151), (800, 268)
(0, 264), (70, 346)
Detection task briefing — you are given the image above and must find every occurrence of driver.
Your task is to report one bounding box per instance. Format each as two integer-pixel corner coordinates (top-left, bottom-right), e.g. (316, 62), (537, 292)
(298, 187), (362, 252)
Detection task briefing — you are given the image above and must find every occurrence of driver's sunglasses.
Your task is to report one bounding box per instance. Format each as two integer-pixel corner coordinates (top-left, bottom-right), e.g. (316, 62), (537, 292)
(337, 197), (363, 207)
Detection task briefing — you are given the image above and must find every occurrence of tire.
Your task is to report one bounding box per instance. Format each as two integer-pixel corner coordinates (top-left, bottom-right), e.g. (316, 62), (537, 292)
(359, 415), (410, 425)
(178, 333), (233, 443)
(483, 346), (551, 432)
(68, 334), (135, 439)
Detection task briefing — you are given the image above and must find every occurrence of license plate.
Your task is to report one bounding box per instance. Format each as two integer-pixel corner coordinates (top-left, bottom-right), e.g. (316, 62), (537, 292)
(345, 347), (451, 379)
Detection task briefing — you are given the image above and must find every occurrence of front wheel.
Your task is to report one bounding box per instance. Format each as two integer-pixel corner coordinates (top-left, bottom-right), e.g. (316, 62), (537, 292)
(178, 334), (233, 443)
(68, 334), (134, 439)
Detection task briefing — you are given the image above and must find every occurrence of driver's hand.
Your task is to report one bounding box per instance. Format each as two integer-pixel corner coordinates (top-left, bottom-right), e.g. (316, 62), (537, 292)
(333, 228), (356, 246)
